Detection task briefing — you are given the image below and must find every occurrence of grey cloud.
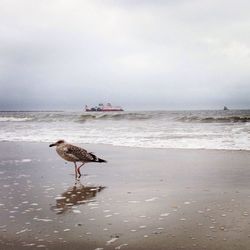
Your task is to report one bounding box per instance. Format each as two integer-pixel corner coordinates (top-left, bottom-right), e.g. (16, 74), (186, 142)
(0, 0), (250, 110)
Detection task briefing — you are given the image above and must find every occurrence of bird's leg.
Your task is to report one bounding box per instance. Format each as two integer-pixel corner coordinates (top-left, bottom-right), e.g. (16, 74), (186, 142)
(77, 163), (85, 178)
(74, 162), (78, 179)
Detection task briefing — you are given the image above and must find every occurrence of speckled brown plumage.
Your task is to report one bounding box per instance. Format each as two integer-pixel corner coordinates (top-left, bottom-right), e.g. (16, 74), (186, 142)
(49, 140), (106, 178)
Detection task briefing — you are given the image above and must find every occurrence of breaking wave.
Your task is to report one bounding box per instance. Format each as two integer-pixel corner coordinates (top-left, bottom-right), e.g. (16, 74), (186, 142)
(0, 110), (250, 150)
(177, 116), (250, 123)
(0, 112), (154, 123)
(1, 111), (250, 124)
(77, 112), (152, 122)
(0, 117), (33, 122)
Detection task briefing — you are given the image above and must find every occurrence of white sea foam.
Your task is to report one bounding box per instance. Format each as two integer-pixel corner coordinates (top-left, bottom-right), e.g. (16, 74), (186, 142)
(16, 228), (28, 235)
(145, 197), (158, 202)
(1, 110), (250, 150)
(106, 237), (119, 245)
(105, 214), (112, 218)
(72, 209), (81, 214)
(33, 217), (53, 222)
(0, 117), (32, 122)
(160, 213), (170, 217)
(115, 244), (128, 249)
(21, 159), (32, 163)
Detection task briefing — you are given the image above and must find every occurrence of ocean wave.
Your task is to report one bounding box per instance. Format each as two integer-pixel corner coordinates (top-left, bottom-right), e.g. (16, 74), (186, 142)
(0, 112), (153, 123)
(77, 112), (152, 122)
(0, 117), (33, 122)
(0, 110), (249, 150)
(1, 111), (250, 125)
(0, 113), (75, 123)
(177, 116), (250, 123)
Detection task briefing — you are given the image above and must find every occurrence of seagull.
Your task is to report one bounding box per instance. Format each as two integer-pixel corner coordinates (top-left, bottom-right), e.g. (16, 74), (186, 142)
(49, 140), (107, 178)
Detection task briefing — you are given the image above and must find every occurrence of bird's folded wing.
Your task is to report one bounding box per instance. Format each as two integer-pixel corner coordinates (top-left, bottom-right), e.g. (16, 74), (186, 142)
(64, 144), (95, 161)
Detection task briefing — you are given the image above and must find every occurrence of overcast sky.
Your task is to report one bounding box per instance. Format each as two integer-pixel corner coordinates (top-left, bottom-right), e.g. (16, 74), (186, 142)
(0, 0), (250, 110)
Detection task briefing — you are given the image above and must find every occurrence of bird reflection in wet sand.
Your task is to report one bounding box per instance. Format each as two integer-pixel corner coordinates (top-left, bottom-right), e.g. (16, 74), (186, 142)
(52, 180), (105, 214)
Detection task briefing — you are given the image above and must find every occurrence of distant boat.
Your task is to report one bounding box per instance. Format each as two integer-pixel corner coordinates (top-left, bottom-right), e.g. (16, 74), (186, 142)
(85, 103), (124, 112)
(223, 106), (229, 111)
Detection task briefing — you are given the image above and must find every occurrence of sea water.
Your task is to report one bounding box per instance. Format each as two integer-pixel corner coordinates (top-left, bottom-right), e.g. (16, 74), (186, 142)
(0, 110), (249, 150)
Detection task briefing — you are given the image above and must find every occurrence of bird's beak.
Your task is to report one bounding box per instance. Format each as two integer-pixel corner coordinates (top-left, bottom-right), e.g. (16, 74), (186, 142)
(49, 143), (56, 147)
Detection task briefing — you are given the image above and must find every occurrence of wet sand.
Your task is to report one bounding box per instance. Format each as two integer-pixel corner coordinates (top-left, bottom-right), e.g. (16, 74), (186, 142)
(0, 142), (250, 250)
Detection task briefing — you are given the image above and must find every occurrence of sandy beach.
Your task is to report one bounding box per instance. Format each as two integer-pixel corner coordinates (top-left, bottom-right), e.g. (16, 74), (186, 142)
(1, 142), (250, 250)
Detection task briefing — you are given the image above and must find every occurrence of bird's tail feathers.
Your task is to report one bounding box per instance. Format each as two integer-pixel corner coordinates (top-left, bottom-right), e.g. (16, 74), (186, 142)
(89, 153), (107, 163)
(97, 157), (107, 163)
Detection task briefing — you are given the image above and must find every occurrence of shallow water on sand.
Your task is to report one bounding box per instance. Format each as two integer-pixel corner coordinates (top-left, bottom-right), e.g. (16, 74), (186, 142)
(1, 142), (250, 249)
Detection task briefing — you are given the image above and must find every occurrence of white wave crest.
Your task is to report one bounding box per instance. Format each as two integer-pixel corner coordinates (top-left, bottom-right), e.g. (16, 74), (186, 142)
(0, 117), (32, 122)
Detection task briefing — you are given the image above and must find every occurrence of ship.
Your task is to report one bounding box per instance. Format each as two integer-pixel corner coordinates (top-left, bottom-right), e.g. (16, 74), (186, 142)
(223, 106), (229, 111)
(85, 103), (124, 112)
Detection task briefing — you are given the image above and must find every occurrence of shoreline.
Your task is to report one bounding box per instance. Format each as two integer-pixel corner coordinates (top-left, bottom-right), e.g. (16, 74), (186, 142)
(0, 140), (250, 153)
(1, 141), (250, 249)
